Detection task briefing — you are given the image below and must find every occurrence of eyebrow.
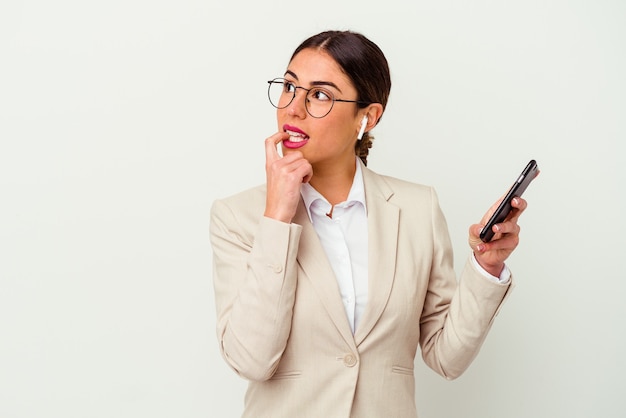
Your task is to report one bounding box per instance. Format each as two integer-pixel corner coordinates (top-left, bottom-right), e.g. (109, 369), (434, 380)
(284, 70), (343, 93)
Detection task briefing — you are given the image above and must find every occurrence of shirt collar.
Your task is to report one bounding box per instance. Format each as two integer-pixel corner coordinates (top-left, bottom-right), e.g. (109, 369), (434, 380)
(300, 157), (367, 221)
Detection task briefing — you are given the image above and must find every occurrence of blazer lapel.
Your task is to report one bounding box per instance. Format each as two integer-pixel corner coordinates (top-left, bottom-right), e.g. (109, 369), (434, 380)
(293, 200), (356, 349)
(355, 164), (399, 346)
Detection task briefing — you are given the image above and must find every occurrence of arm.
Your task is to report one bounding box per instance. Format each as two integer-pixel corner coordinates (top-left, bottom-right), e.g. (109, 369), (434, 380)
(419, 189), (514, 380)
(210, 133), (313, 381)
(210, 200), (302, 382)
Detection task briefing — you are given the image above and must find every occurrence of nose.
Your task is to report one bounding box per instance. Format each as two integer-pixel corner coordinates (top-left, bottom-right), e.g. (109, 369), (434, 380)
(286, 88), (307, 118)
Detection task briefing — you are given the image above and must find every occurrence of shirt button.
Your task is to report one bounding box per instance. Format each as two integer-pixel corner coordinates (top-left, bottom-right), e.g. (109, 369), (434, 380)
(343, 353), (357, 367)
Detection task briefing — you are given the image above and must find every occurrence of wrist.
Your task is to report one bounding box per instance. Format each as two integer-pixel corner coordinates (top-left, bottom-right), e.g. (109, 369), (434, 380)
(474, 254), (505, 277)
(264, 208), (294, 224)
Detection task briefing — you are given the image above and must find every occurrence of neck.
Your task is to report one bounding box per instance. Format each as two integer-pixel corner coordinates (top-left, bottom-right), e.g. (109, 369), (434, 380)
(309, 158), (357, 206)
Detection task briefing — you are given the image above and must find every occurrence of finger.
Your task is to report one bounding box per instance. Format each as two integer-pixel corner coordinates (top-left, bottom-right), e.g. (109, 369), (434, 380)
(283, 157), (313, 184)
(468, 224), (486, 251)
(301, 162), (313, 183)
(509, 197), (527, 218)
(497, 197), (527, 229)
(265, 132), (289, 164)
(470, 228), (518, 259)
(471, 223), (483, 239)
(480, 194), (507, 225)
(492, 221), (521, 237)
(483, 233), (520, 253)
(267, 153), (311, 188)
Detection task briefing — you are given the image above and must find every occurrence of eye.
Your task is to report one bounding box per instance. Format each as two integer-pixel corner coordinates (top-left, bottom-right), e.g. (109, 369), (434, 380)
(283, 81), (297, 94)
(309, 88), (332, 102)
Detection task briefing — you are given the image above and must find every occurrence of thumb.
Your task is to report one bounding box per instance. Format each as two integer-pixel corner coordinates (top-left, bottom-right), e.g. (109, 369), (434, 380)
(468, 223), (486, 252)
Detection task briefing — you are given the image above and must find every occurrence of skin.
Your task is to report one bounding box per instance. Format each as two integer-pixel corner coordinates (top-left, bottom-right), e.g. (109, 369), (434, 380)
(470, 196), (527, 277)
(264, 48), (382, 221)
(263, 47), (526, 278)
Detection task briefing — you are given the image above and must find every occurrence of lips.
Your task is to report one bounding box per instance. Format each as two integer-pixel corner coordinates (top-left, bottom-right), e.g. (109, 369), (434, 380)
(283, 124), (309, 149)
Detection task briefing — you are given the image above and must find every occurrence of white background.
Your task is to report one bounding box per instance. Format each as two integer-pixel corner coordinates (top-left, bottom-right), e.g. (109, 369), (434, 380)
(1, 1), (624, 417)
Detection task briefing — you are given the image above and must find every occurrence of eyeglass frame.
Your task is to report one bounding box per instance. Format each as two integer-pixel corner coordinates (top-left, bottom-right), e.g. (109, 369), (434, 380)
(267, 77), (370, 119)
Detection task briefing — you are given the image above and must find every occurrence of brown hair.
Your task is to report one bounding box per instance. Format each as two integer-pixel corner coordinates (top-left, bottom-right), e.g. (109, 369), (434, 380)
(290, 30), (392, 165)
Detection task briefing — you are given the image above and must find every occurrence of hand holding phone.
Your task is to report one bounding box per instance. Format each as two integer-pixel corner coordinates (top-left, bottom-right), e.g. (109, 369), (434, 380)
(479, 159), (539, 243)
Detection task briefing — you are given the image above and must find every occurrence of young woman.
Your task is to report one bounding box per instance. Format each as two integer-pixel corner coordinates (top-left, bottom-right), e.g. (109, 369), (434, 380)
(210, 30), (527, 418)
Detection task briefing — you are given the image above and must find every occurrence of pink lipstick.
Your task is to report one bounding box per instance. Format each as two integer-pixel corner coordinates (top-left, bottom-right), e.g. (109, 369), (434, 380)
(283, 124), (309, 149)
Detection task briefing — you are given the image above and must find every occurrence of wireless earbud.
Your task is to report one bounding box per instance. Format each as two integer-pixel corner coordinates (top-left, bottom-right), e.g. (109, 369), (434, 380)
(357, 116), (368, 140)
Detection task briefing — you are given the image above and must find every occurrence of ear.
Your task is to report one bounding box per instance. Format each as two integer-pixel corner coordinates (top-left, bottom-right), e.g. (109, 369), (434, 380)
(357, 115), (368, 140)
(362, 103), (384, 133)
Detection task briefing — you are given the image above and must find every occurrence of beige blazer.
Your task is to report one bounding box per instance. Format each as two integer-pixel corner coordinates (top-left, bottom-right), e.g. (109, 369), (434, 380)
(210, 162), (513, 418)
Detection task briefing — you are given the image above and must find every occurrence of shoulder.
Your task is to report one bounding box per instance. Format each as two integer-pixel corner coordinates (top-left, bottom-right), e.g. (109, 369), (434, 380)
(210, 184), (267, 227)
(363, 164), (437, 204)
(213, 184), (266, 208)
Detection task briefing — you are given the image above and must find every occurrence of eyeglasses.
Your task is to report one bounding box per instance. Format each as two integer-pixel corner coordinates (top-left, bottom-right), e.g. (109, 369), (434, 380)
(267, 78), (369, 118)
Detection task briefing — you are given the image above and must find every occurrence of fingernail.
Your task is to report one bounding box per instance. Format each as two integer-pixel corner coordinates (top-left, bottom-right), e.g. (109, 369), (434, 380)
(477, 244), (485, 252)
(493, 224), (500, 232)
(512, 197), (519, 205)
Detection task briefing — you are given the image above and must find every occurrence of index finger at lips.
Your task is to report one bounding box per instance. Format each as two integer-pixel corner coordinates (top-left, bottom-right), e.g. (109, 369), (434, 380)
(265, 132), (288, 163)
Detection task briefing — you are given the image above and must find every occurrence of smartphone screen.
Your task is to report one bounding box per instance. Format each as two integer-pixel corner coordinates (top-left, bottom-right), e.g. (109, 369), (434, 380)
(479, 159), (539, 242)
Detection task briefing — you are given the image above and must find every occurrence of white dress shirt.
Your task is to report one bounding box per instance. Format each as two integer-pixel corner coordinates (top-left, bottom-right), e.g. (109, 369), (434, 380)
(300, 158), (509, 334)
(301, 160), (368, 334)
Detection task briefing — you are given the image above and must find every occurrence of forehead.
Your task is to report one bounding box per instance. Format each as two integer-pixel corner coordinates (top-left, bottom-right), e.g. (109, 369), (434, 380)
(286, 48), (355, 91)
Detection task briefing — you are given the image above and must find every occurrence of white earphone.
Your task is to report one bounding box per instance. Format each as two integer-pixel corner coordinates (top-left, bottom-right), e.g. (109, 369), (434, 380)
(357, 115), (368, 140)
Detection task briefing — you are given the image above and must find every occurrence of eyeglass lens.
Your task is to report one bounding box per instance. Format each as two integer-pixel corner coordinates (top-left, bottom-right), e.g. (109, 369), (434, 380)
(268, 79), (335, 118)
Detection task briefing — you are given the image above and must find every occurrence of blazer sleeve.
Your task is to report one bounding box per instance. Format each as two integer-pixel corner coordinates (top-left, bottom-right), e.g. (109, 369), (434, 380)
(210, 198), (302, 381)
(418, 188), (514, 380)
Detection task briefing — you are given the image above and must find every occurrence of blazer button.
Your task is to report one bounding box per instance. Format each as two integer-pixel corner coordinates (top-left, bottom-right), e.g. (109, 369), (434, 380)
(343, 353), (357, 367)
(269, 264), (283, 274)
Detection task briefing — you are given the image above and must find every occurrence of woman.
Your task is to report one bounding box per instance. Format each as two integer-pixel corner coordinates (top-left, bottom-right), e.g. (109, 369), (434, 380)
(210, 30), (526, 418)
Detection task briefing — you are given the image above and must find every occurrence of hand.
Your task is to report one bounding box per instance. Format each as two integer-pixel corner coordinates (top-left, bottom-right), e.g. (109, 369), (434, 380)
(263, 132), (313, 223)
(468, 196), (528, 277)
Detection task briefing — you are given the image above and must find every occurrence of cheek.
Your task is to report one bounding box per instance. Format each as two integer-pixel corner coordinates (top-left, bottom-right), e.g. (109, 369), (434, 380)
(276, 109), (289, 129)
(324, 114), (358, 139)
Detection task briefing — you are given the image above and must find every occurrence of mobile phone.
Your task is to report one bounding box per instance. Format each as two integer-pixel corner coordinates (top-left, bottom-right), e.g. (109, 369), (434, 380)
(479, 159), (539, 243)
